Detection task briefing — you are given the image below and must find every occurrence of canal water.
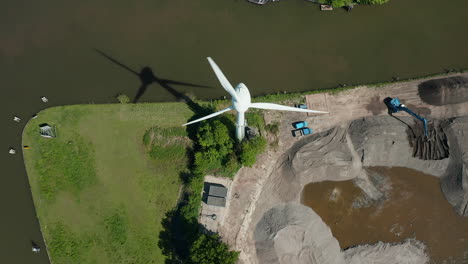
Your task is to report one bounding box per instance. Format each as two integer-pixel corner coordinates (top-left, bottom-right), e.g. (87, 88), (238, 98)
(302, 167), (468, 263)
(1, 0), (468, 262)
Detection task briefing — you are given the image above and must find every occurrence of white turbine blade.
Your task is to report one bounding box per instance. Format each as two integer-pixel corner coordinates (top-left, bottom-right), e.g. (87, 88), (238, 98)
(250, 103), (328, 114)
(183, 107), (233, 126)
(207, 57), (239, 101)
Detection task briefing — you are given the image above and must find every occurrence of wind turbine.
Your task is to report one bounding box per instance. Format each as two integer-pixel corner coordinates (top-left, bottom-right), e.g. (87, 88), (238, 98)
(183, 57), (328, 141)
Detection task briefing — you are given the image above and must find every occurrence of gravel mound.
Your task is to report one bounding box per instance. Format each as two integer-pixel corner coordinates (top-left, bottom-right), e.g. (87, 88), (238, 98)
(418, 76), (468, 106)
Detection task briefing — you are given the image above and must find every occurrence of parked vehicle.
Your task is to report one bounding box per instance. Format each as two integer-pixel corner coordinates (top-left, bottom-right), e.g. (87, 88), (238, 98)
(292, 127), (313, 137)
(293, 121), (308, 129)
(295, 104), (307, 109)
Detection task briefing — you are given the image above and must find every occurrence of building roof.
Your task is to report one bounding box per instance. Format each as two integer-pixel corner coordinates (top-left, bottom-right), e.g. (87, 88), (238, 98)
(206, 196), (226, 207)
(209, 185), (228, 198)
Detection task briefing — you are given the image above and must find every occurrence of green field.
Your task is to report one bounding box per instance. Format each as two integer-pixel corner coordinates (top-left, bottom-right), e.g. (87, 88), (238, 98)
(23, 103), (193, 263)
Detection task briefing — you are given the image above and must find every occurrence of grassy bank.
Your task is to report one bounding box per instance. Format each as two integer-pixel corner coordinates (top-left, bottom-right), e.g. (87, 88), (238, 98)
(23, 103), (192, 263)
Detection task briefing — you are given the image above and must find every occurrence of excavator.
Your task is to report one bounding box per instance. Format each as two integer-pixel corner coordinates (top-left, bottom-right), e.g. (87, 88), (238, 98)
(383, 97), (449, 160)
(384, 97), (428, 137)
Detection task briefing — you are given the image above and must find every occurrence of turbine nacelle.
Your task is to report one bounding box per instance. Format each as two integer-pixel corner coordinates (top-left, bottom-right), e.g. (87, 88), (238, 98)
(233, 83), (251, 113)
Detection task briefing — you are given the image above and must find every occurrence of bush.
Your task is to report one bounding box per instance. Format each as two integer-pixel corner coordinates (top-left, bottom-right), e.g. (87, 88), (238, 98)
(265, 122), (280, 135)
(246, 111), (265, 132)
(220, 154), (242, 178)
(143, 126), (189, 162)
(189, 234), (239, 264)
(240, 137), (267, 167)
(117, 94), (130, 104)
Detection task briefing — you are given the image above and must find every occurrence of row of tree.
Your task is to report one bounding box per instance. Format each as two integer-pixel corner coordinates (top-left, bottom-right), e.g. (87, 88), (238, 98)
(320, 0), (389, 8)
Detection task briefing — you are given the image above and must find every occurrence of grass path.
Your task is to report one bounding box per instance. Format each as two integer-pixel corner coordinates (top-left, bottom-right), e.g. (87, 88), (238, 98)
(23, 103), (192, 263)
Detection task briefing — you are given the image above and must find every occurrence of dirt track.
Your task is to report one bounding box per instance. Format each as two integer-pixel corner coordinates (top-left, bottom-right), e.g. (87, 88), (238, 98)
(217, 73), (468, 264)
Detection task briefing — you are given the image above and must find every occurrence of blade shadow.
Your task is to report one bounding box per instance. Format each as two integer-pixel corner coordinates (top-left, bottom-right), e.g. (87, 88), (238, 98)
(95, 49), (210, 105)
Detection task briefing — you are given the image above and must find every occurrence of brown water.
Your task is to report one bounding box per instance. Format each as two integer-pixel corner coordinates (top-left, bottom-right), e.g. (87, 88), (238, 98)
(302, 167), (468, 263)
(2, 0), (468, 262)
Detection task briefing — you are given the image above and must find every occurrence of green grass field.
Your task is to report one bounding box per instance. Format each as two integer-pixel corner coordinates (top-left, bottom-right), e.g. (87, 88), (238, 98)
(23, 103), (193, 264)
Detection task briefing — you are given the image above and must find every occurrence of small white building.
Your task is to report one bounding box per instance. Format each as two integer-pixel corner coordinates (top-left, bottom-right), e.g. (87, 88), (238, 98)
(39, 124), (56, 138)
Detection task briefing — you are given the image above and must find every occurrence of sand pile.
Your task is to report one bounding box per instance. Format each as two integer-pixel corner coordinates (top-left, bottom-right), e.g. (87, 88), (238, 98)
(254, 203), (428, 264)
(254, 203), (345, 264)
(344, 240), (428, 264)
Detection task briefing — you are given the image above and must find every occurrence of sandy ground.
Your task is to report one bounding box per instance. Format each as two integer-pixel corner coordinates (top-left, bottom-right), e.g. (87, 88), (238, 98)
(215, 72), (468, 263)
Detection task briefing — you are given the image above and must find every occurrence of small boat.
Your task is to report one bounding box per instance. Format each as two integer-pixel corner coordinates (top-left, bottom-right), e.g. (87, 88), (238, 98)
(41, 96), (48, 103)
(31, 241), (41, 253)
(32, 114), (38, 119)
(9, 148), (16, 154)
(320, 4), (333, 11)
(13, 116), (21, 122)
(248, 0), (269, 5)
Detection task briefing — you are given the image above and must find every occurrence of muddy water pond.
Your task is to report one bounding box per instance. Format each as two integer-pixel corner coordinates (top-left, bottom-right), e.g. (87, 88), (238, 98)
(301, 167), (468, 263)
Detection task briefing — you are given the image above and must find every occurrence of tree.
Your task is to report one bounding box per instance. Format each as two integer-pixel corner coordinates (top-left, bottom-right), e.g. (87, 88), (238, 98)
(116, 93), (130, 104)
(189, 234), (239, 264)
(194, 120), (235, 175)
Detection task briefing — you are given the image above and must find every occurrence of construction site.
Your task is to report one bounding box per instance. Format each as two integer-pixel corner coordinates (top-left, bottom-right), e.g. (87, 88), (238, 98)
(200, 73), (468, 263)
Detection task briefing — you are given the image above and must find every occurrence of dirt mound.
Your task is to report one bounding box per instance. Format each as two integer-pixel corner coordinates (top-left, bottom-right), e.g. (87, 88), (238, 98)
(418, 76), (468, 106)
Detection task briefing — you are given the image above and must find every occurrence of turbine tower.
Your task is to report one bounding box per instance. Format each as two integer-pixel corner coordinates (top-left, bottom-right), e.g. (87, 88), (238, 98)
(183, 57), (328, 141)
